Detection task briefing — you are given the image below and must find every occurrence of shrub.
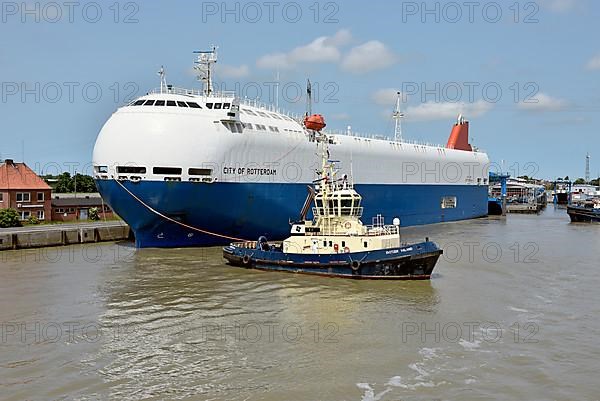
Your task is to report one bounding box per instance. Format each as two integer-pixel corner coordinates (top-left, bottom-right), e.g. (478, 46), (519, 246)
(89, 207), (100, 221)
(27, 215), (40, 225)
(0, 208), (22, 228)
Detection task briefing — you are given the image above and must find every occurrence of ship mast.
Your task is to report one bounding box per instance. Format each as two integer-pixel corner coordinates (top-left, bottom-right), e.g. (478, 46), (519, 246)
(392, 91), (404, 142)
(193, 46), (218, 95)
(158, 66), (167, 93)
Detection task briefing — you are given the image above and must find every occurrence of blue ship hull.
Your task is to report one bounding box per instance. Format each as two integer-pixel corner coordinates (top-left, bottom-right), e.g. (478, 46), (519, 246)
(96, 180), (488, 248)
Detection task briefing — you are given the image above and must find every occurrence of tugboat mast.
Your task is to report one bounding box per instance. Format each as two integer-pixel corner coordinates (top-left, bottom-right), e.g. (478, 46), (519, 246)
(194, 45), (218, 95)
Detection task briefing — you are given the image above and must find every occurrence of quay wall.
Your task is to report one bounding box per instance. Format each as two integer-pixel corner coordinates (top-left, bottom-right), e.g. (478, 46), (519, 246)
(0, 225), (131, 251)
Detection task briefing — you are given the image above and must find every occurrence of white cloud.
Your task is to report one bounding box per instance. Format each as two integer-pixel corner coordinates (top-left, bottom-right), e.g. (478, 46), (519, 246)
(341, 41), (396, 74)
(217, 64), (250, 78)
(324, 29), (352, 47)
(585, 54), (600, 71)
(404, 100), (492, 122)
(372, 88), (402, 106)
(256, 29), (351, 70)
(518, 93), (568, 112)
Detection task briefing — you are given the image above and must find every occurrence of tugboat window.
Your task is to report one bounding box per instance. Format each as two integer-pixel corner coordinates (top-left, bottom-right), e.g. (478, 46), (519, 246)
(223, 103), (230, 109)
(214, 103), (222, 109)
(143, 100), (155, 106)
(133, 100), (145, 106)
(186, 102), (202, 108)
(155, 100), (165, 106)
(167, 100), (177, 106)
(206, 103), (213, 109)
(177, 101), (188, 107)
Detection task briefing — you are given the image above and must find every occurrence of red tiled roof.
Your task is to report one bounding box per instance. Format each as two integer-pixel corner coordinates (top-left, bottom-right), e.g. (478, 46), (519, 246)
(0, 161), (52, 190)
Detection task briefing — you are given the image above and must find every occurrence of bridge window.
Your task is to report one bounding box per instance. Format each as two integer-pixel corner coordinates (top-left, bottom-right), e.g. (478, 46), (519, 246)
(117, 166), (146, 174)
(167, 100), (177, 106)
(133, 100), (145, 106)
(223, 103), (230, 109)
(153, 167), (182, 175)
(214, 103), (222, 109)
(177, 101), (188, 107)
(143, 100), (155, 106)
(155, 100), (165, 106)
(189, 168), (212, 176)
(186, 102), (202, 108)
(206, 103), (213, 109)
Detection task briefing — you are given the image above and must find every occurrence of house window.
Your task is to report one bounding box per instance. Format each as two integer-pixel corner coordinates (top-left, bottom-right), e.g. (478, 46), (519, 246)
(0, 193), (3, 202)
(37, 210), (45, 220)
(37, 192), (45, 202)
(21, 211), (31, 220)
(16, 192), (31, 202)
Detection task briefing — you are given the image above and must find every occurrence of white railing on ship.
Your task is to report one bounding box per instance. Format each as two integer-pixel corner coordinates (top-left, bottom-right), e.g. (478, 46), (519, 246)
(364, 224), (400, 236)
(149, 86), (236, 98)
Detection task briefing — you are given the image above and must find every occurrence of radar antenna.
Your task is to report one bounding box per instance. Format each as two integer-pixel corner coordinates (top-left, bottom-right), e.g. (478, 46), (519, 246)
(193, 46), (218, 95)
(392, 91), (404, 142)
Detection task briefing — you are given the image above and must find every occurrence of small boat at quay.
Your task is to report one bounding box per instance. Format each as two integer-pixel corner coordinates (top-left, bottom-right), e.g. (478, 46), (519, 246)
(567, 199), (600, 223)
(223, 128), (443, 280)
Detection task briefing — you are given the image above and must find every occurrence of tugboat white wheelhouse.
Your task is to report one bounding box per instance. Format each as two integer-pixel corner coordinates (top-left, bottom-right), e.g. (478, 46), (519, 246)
(92, 47), (490, 248)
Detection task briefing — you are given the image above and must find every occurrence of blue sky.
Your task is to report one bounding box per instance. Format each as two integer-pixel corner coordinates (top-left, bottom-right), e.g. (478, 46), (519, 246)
(1, 0), (599, 180)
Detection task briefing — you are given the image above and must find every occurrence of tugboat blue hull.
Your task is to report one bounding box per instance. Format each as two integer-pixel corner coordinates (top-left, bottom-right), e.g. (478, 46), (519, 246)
(223, 241), (443, 280)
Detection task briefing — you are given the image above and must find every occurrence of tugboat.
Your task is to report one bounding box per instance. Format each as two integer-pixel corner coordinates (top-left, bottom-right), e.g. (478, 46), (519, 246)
(223, 126), (443, 280)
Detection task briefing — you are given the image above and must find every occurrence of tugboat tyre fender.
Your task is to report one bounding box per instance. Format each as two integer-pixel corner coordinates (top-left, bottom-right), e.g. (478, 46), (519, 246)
(351, 260), (360, 271)
(242, 255), (251, 265)
(343, 246), (350, 253)
(344, 221), (352, 229)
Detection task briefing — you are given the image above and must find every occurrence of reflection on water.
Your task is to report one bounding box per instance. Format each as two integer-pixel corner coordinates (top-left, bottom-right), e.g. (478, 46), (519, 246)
(1, 207), (599, 400)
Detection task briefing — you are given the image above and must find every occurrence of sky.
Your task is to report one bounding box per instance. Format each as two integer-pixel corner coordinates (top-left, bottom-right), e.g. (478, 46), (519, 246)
(0, 0), (599, 180)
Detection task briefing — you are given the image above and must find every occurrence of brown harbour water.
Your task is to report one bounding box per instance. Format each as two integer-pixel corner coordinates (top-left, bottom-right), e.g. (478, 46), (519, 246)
(1, 206), (599, 401)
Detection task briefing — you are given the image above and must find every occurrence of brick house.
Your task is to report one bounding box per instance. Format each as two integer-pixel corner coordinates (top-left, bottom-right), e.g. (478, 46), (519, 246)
(0, 159), (52, 222)
(51, 193), (114, 222)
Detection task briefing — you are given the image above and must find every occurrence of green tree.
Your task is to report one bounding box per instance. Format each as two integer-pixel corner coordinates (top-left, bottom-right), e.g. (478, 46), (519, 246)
(0, 208), (21, 228)
(574, 178), (586, 185)
(56, 172), (73, 193)
(73, 174), (97, 193)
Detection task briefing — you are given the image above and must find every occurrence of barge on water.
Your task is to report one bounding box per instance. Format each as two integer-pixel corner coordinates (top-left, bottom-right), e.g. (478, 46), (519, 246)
(567, 201), (600, 223)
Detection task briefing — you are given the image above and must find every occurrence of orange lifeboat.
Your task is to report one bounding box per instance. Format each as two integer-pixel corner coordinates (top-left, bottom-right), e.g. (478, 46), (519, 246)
(304, 114), (326, 131)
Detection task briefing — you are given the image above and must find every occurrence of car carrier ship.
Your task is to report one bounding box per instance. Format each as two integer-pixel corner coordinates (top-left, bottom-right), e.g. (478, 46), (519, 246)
(92, 47), (490, 248)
